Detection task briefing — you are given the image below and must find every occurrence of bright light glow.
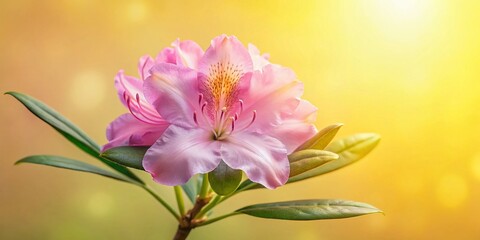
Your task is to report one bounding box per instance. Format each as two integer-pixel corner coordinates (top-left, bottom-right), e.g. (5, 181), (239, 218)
(371, 0), (431, 36)
(127, 1), (148, 23)
(387, 0), (422, 20)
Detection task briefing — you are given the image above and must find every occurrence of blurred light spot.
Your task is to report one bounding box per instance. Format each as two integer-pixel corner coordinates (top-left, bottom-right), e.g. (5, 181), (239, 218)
(86, 192), (113, 218)
(470, 154), (480, 181)
(436, 174), (468, 208)
(69, 71), (106, 110)
(127, 1), (148, 23)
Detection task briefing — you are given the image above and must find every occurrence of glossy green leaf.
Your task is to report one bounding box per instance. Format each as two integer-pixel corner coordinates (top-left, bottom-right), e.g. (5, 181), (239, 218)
(209, 161), (242, 195)
(182, 175), (203, 204)
(6, 91), (143, 184)
(16, 155), (134, 183)
(236, 199), (381, 220)
(101, 146), (148, 170)
(296, 123), (343, 151)
(289, 150), (338, 177)
(288, 133), (380, 183)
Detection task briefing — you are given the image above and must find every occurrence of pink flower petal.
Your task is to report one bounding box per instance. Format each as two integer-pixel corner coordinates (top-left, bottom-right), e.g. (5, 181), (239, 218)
(102, 113), (169, 151)
(248, 43), (271, 71)
(198, 35), (254, 114)
(144, 63), (200, 128)
(238, 65), (303, 131)
(172, 39), (204, 69)
(137, 55), (155, 81)
(115, 68), (162, 123)
(114, 70), (143, 107)
(199, 35), (253, 75)
(155, 47), (176, 64)
(143, 125), (222, 186)
(269, 100), (318, 153)
(221, 132), (289, 189)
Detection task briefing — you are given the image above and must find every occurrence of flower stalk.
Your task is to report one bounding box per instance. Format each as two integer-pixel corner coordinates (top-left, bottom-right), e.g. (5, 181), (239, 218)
(174, 185), (186, 216)
(199, 174), (210, 199)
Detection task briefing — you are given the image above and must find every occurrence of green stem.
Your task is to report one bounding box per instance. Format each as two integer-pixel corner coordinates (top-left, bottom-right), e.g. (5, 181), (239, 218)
(142, 185), (180, 220)
(197, 212), (240, 227)
(174, 186), (186, 216)
(199, 174), (210, 199)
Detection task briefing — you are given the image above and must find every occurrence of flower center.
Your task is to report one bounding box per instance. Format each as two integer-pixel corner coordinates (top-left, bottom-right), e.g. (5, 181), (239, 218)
(204, 61), (243, 113)
(193, 61), (257, 139)
(193, 94), (256, 140)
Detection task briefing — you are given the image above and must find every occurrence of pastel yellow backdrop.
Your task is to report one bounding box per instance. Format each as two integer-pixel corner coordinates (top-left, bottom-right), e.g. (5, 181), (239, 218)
(1, 1), (479, 239)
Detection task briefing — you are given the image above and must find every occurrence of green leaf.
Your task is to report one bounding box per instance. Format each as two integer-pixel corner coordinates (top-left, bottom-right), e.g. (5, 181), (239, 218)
(6, 91), (143, 184)
(208, 161), (242, 195)
(296, 123), (343, 151)
(237, 133), (380, 192)
(236, 199), (382, 220)
(288, 133), (380, 183)
(100, 146), (148, 170)
(182, 175), (203, 204)
(16, 155), (134, 183)
(289, 150), (338, 177)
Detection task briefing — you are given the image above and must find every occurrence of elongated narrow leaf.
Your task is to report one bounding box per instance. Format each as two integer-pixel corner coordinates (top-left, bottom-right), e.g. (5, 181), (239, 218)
(236, 199), (381, 220)
(209, 161), (242, 195)
(6, 92), (99, 154)
(6, 91), (143, 184)
(288, 133), (380, 183)
(16, 155), (133, 183)
(289, 150), (338, 177)
(101, 146), (148, 170)
(288, 149), (338, 163)
(296, 123), (343, 151)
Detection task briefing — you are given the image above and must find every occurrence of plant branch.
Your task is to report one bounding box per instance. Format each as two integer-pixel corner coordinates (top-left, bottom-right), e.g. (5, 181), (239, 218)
(173, 191), (212, 240)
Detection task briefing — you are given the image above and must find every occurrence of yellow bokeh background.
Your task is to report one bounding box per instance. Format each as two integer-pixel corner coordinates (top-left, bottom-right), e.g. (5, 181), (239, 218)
(1, 1), (480, 239)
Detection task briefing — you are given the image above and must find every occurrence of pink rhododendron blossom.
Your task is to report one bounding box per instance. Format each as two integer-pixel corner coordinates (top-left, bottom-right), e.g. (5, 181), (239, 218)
(102, 40), (203, 151)
(104, 35), (317, 189)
